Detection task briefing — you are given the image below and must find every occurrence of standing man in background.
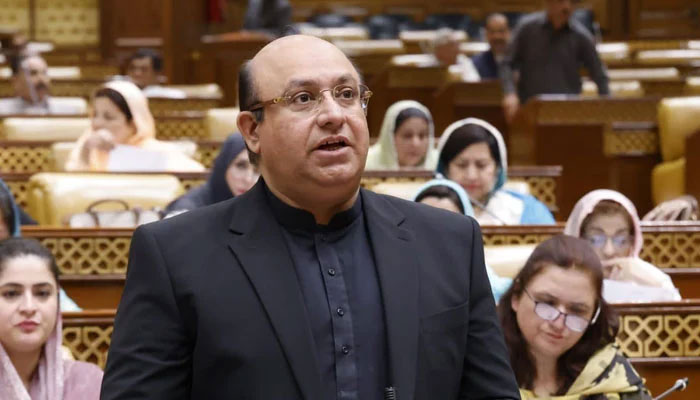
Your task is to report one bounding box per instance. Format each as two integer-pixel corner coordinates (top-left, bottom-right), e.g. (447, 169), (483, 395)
(500, 0), (609, 122)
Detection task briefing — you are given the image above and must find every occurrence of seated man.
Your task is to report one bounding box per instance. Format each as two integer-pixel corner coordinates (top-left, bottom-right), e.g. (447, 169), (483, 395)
(432, 28), (480, 82)
(473, 13), (510, 80)
(126, 48), (185, 98)
(0, 53), (87, 115)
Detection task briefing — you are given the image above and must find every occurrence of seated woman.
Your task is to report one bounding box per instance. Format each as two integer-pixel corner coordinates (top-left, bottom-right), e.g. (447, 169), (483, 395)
(365, 100), (437, 170)
(499, 234), (651, 400)
(166, 133), (258, 213)
(565, 189), (680, 302)
(436, 118), (554, 225)
(413, 178), (513, 302)
(65, 80), (204, 172)
(0, 180), (80, 311)
(0, 237), (103, 398)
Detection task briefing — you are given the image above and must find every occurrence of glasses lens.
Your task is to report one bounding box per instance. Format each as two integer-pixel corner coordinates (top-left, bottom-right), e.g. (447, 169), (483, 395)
(534, 302), (560, 321)
(611, 234), (631, 249)
(564, 315), (589, 332)
(586, 235), (607, 249)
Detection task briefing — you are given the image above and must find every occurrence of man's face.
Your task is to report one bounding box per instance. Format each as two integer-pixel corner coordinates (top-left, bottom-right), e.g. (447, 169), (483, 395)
(127, 57), (158, 89)
(246, 36), (370, 198)
(546, 0), (573, 29)
(485, 15), (510, 56)
(434, 40), (460, 66)
(13, 56), (50, 103)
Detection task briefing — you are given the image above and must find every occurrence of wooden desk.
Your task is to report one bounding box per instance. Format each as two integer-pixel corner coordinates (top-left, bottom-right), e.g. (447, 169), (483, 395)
(509, 96), (661, 216)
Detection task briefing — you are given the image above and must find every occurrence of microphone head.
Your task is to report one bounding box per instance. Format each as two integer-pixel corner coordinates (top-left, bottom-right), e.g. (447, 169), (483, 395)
(676, 377), (688, 391)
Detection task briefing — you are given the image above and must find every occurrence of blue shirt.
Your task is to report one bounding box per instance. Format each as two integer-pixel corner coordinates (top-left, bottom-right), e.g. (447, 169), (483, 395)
(266, 187), (388, 400)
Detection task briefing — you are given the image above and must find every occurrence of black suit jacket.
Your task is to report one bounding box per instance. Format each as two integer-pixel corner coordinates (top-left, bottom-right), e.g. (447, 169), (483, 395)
(100, 180), (519, 400)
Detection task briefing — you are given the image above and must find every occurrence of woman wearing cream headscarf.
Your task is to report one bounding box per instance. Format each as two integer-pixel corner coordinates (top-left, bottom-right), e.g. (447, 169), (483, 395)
(565, 189), (680, 302)
(65, 80), (204, 172)
(365, 100), (438, 170)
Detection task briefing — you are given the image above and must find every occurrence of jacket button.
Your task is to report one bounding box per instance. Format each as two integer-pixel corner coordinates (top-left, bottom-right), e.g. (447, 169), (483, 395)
(341, 345), (351, 355)
(336, 307), (345, 316)
(328, 268), (336, 276)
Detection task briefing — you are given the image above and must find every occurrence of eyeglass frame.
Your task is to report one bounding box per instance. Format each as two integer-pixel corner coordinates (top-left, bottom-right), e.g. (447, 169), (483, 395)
(247, 84), (373, 115)
(583, 233), (633, 251)
(522, 288), (600, 332)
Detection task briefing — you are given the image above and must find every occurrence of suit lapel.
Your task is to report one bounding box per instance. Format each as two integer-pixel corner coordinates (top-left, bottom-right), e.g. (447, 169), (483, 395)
(363, 190), (419, 400)
(227, 182), (322, 400)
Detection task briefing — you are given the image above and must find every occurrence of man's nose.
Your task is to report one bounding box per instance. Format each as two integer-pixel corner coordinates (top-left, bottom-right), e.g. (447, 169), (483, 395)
(316, 94), (344, 127)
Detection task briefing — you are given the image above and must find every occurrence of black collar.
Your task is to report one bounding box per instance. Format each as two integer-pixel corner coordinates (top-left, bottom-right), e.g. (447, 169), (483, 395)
(264, 180), (362, 234)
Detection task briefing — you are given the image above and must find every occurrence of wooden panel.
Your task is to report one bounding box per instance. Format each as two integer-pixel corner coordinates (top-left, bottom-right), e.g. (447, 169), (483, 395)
(686, 130), (700, 203)
(99, 0), (163, 60)
(34, 0), (99, 46)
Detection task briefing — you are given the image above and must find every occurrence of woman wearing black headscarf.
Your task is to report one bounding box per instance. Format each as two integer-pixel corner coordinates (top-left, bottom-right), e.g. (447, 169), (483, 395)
(165, 133), (258, 213)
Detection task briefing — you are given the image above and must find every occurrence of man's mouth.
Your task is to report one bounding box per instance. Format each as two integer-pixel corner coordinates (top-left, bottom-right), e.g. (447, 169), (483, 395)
(317, 137), (349, 151)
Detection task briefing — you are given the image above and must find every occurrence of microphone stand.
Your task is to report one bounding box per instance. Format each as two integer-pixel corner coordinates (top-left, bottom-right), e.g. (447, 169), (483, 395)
(653, 378), (688, 400)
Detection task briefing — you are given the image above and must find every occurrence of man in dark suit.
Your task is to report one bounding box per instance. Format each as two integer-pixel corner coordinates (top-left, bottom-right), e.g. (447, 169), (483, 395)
(472, 13), (510, 80)
(100, 35), (519, 400)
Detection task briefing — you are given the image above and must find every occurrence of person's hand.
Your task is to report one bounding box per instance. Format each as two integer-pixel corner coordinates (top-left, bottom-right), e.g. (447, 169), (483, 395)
(80, 129), (116, 164)
(502, 93), (520, 124)
(642, 195), (699, 221)
(601, 258), (624, 280)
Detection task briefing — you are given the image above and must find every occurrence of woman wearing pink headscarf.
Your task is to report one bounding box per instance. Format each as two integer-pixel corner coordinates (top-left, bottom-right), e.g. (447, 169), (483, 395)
(565, 189), (680, 302)
(0, 237), (102, 399)
(65, 80), (204, 171)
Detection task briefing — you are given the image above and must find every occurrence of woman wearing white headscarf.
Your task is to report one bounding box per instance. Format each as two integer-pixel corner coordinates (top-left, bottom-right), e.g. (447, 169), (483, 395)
(65, 80), (204, 172)
(365, 100), (438, 170)
(565, 189), (680, 302)
(436, 118), (554, 225)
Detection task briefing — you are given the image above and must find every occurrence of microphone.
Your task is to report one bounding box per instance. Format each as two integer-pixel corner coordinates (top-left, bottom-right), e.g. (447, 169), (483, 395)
(470, 197), (510, 225)
(653, 378), (688, 400)
(384, 386), (397, 400)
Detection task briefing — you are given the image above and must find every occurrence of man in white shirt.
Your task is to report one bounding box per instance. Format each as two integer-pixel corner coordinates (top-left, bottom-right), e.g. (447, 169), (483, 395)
(0, 53), (86, 115)
(432, 28), (480, 82)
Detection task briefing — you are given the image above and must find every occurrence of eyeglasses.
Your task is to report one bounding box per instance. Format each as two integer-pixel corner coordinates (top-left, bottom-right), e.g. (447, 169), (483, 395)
(523, 288), (600, 333)
(248, 84), (373, 115)
(583, 233), (631, 250)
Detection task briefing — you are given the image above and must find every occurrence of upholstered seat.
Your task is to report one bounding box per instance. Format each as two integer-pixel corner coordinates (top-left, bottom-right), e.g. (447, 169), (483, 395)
(484, 244), (536, 278)
(205, 107), (240, 140)
(368, 179), (531, 201)
(27, 173), (184, 225)
(166, 83), (223, 98)
(0, 66), (81, 79)
(651, 97), (700, 204)
(2, 117), (89, 141)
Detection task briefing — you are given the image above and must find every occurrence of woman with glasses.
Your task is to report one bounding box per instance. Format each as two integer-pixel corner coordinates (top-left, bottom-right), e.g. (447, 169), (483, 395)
(436, 118), (554, 225)
(564, 189), (679, 302)
(165, 133), (258, 214)
(498, 234), (651, 400)
(365, 100), (438, 170)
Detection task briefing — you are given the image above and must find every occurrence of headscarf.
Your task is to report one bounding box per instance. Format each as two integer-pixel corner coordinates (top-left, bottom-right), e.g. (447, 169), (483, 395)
(165, 133), (247, 212)
(0, 179), (21, 237)
(519, 344), (650, 400)
(365, 100), (437, 170)
(435, 117), (508, 194)
(0, 284), (65, 399)
(66, 80), (157, 171)
(564, 189), (643, 258)
(412, 178), (513, 302)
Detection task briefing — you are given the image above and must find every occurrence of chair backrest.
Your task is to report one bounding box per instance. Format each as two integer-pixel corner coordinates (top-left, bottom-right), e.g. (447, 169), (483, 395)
(657, 96), (700, 161)
(28, 172), (184, 225)
(205, 107), (240, 140)
(0, 66), (81, 79)
(2, 117), (89, 141)
(422, 13), (471, 32)
(309, 13), (352, 28)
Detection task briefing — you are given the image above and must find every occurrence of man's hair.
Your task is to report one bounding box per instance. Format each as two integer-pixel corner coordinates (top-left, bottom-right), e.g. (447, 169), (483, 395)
(8, 52), (40, 76)
(129, 48), (163, 72)
(485, 12), (509, 29)
(414, 185), (465, 214)
(238, 60), (262, 166)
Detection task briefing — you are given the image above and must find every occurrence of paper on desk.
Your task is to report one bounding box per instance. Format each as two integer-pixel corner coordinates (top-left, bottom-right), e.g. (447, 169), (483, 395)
(107, 145), (169, 171)
(603, 279), (681, 303)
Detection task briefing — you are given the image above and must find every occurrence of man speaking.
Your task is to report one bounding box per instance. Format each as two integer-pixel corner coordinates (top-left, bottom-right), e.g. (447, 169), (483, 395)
(101, 35), (519, 400)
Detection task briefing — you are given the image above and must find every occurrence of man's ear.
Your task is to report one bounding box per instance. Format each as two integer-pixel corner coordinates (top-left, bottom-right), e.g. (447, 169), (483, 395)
(237, 111), (261, 155)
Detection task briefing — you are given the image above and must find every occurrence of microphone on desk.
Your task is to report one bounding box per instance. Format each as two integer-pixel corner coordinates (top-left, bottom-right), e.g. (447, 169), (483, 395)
(470, 198), (510, 225)
(653, 377), (688, 400)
